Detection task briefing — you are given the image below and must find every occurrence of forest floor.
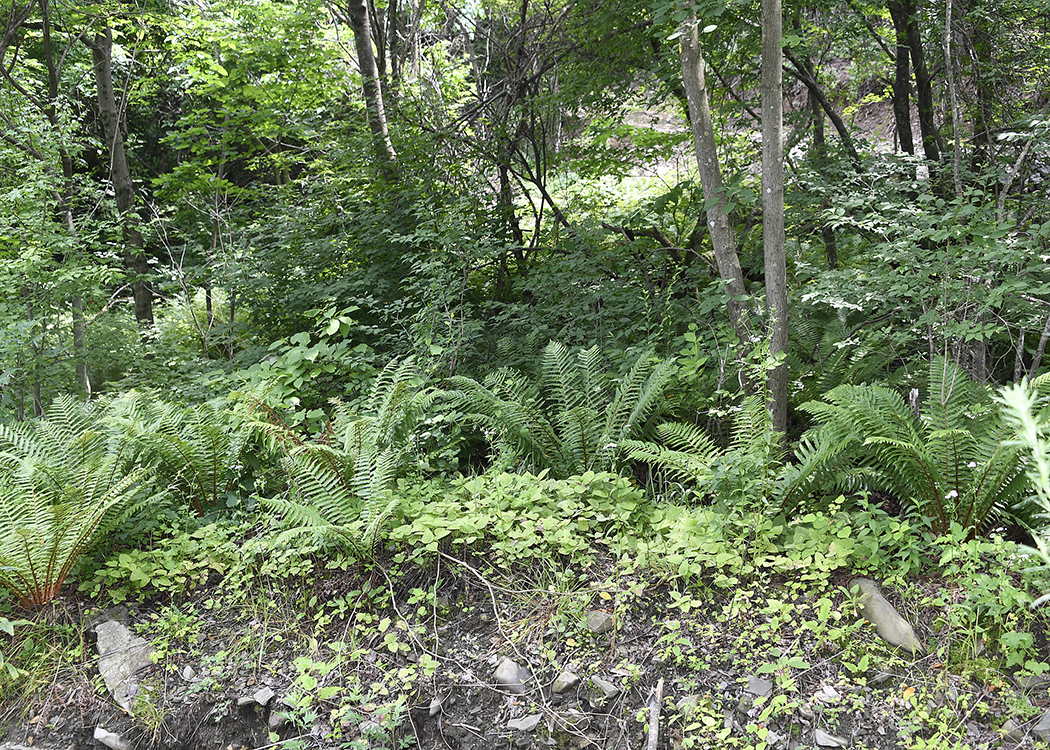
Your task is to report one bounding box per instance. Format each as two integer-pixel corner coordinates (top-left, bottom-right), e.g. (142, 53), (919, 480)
(1, 540), (1049, 750)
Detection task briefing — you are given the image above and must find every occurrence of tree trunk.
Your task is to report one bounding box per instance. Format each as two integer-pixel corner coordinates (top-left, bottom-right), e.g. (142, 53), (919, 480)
(89, 28), (153, 326)
(346, 0), (398, 177)
(680, 9), (753, 343)
(784, 47), (863, 171)
(887, 0), (915, 155)
(763, 0), (787, 433)
(898, 0), (942, 163)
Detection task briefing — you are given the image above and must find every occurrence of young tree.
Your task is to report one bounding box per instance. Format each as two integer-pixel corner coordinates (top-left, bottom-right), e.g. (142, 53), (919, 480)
(762, 0), (787, 432)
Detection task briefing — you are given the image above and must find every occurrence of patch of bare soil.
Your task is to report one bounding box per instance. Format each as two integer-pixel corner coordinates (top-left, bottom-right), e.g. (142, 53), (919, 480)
(1, 558), (1048, 750)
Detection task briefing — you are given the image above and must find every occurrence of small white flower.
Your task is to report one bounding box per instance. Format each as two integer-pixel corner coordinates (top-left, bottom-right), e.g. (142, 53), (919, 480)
(945, 490), (959, 500)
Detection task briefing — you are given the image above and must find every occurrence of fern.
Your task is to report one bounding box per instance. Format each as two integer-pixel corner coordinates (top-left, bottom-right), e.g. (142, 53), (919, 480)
(0, 397), (149, 607)
(111, 393), (252, 515)
(446, 343), (674, 478)
(255, 357), (428, 555)
(796, 357), (1032, 536)
(624, 394), (786, 508)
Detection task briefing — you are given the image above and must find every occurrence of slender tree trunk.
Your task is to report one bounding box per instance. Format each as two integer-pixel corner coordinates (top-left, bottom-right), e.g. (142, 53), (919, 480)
(680, 9), (753, 343)
(763, 0), (787, 433)
(784, 48), (863, 171)
(899, 0), (942, 163)
(40, 0), (89, 393)
(943, 0), (963, 193)
(346, 0), (398, 177)
(887, 1), (915, 154)
(88, 28), (153, 326)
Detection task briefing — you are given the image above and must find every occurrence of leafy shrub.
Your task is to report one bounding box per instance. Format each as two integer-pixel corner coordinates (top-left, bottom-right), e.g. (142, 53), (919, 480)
(0, 396), (149, 607)
(389, 470), (650, 567)
(445, 341), (674, 478)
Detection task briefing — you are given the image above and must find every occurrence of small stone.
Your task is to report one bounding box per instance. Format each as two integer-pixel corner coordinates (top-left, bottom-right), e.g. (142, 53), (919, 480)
(268, 711), (288, 731)
(587, 676), (620, 710)
(253, 686), (275, 706)
(746, 676), (773, 697)
(93, 727), (131, 750)
(553, 670), (581, 694)
(676, 695), (700, 715)
(494, 657), (529, 694)
(815, 728), (848, 747)
(815, 686), (841, 704)
(1001, 718), (1026, 743)
(429, 696), (443, 716)
(585, 611), (615, 634)
(1033, 709), (1050, 741)
(507, 714), (543, 731)
(850, 578), (925, 654)
(1017, 674), (1050, 692)
(181, 665), (195, 681)
(236, 695), (255, 707)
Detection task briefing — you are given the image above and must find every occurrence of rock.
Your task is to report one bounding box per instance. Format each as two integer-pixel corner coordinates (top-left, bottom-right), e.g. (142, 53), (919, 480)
(428, 695), (443, 717)
(850, 578), (925, 655)
(93, 726), (131, 750)
(1001, 718), (1027, 743)
(552, 670), (580, 694)
(94, 620), (154, 713)
(815, 686), (841, 704)
(746, 676), (773, 697)
(1033, 709), (1050, 741)
(181, 665), (195, 681)
(507, 714), (543, 731)
(236, 695), (255, 707)
(585, 611), (615, 634)
(494, 657), (530, 694)
(587, 676), (620, 710)
(676, 695), (700, 715)
(814, 727), (848, 747)
(1017, 674), (1050, 692)
(253, 687), (275, 706)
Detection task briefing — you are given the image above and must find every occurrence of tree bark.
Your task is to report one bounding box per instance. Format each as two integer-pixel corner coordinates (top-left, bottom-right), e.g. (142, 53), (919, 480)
(680, 9), (753, 343)
(887, 0), (915, 155)
(763, 0), (787, 433)
(784, 47), (863, 171)
(88, 28), (153, 326)
(346, 0), (399, 177)
(897, 0), (942, 163)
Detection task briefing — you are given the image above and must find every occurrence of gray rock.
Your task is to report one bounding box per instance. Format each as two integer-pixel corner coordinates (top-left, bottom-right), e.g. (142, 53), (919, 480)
(507, 714), (543, 731)
(429, 695), (443, 716)
(1001, 718), (1027, 743)
(850, 578), (925, 654)
(676, 695), (700, 715)
(746, 676), (773, 697)
(93, 727), (131, 750)
(253, 686), (275, 706)
(268, 711), (288, 731)
(494, 657), (530, 694)
(814, 727), (848, 747)
(180, 665), (194, 681)
(587, 676), (620, 709)
(552, 670), (580, 694)
(94, 620), (154, 713)
(236, 695), (255, 707)
(585, 611), (615, 634)
(814, 686), (841, 704)
(1033, 709), (1050, 741)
